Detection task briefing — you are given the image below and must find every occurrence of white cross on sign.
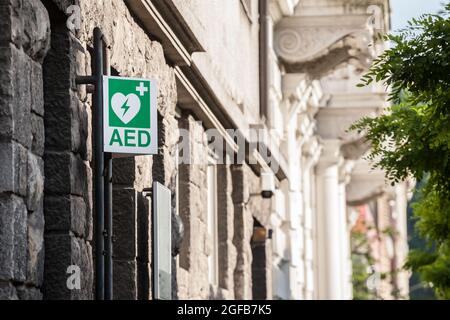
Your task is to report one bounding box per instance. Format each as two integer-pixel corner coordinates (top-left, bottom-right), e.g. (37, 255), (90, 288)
(136, 82), (148, 96)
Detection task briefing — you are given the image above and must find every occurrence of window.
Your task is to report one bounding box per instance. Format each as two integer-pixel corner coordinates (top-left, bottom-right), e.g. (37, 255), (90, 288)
(207, 155), (219, 286)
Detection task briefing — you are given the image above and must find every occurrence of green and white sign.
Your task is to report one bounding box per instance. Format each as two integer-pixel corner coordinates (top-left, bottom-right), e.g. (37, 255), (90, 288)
(103, 76), (158, 155)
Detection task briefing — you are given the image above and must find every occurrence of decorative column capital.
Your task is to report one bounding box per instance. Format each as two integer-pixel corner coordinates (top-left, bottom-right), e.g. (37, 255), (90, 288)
(316, 139), (344, 174)
(275, 14), (375, 76)
(346, 159), (387, 205)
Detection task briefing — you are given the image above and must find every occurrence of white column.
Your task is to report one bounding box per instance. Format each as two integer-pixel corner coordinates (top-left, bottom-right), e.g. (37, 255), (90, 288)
(283, 99), (305, 300)
(316, 165), (341, 299)
(315, 140), (343, 300)
(300, 138), (323, 300)
(303, 160), (316, 299)
(338, 180), (352, 299)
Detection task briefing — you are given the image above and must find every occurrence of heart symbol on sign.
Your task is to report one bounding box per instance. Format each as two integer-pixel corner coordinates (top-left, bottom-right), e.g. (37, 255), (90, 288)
(111, 93), (141, 125)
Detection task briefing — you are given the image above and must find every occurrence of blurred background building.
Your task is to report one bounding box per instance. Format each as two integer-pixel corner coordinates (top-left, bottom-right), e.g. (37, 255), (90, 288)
(0, 0), (410, 300)
(270, 0), (410, 300)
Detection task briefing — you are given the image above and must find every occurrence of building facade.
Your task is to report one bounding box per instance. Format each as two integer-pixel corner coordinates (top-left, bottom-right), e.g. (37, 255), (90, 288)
(0, 0), (409, 300)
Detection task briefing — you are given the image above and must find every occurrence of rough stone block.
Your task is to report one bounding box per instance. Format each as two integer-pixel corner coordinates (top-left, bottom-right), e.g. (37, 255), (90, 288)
(75, 48), (87, 102)
(216, 165), (236, 291)
(71, 99), (88, 159)
(70, 237), (93, 300)
(71, 196), (87, 238)
(177, 179), (192, 270)
(136, 192), (150, 263)
(0, 194), (27, 282)
(43, 233), (71, 300)
(231, 165), (248, 205)
(134, 156), (153, 191)
(30, 61), (44, 116)
(44, 151), (71, 195)
(27, 152), (44, 212)
(233, 204), (254, 300)
(0, 0), (22, 47)
(27, 207), (44, 287)
(0, 43), (44, 148)
(179, 114), (207, 187)
(44, 195), (70, 232)
(137, 261), (151, 300)
(31, 113), (45, 156)
(233, 204), (250, 241)
(113, 188), (137, 260)
(113, 260), (137, 300)
(43, 30), (72, 93)
(12, 47), (32, 148)
(0, 45), (13, 140)
(0, 141), (28, 196)
(0, 282), (18, 300)
(70, 154), (88, 197)
(44, 152), (88, 197)
(44, 195), (87, 238)
(219, 240), (237, 292)
(43, 92), (72, 152)
(84, 103), (93, 163)
(21, 0), (51, 62)
(16, 286), (43, 300)
(172, 211), (183, 258)
(112, 158), (136, 186)
(81, 242), (93, 300)
(43, 232), (93, 300)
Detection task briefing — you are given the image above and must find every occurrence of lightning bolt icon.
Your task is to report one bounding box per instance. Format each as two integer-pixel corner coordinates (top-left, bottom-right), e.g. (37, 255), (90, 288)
(120, 97), (130, 116)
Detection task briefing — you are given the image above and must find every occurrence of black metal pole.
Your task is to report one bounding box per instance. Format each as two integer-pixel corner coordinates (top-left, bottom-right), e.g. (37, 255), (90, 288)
(104, 153), (113, 300)
(103, 35), (113, 301)
(103, 37), (114, 300)
(93, 27), (105, 301)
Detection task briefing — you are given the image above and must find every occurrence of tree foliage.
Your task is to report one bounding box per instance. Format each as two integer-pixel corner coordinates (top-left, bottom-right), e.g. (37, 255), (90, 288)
(351, 230), (377, 300)
(351, 3), (450, 299)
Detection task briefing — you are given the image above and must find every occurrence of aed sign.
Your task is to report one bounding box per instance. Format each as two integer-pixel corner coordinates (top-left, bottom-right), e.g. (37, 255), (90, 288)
(103, 76), (158, 155)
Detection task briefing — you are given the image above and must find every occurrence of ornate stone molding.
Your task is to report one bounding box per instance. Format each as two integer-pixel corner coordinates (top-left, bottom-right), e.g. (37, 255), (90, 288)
(316, 139), (344, 172)
(346, 159), (387, 205)
(126, 0), (205, 66)
(275, 14), (376, 76)
(273, 0), (300, 16)
(316, 106), (377, 141)
(302, 136), (322, 169)
(270, 0), (301, 23)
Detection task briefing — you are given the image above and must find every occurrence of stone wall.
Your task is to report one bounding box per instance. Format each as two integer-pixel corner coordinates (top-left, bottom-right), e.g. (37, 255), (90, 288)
(172, 0), (260, 119)
(42, 0), (93, 299)
(77, 0), (179, 300)
(231, 164), (255, 300)
(0, 0), (50, 300)
(251, 226), (268, 300)
(176, 114), (260, 300)
(0, 0), (267, 300)
(177, 112), (212, 299)
(217, 163), (237, 297)
(112, 157), (152, 300)
(0, 0), (178, 300)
